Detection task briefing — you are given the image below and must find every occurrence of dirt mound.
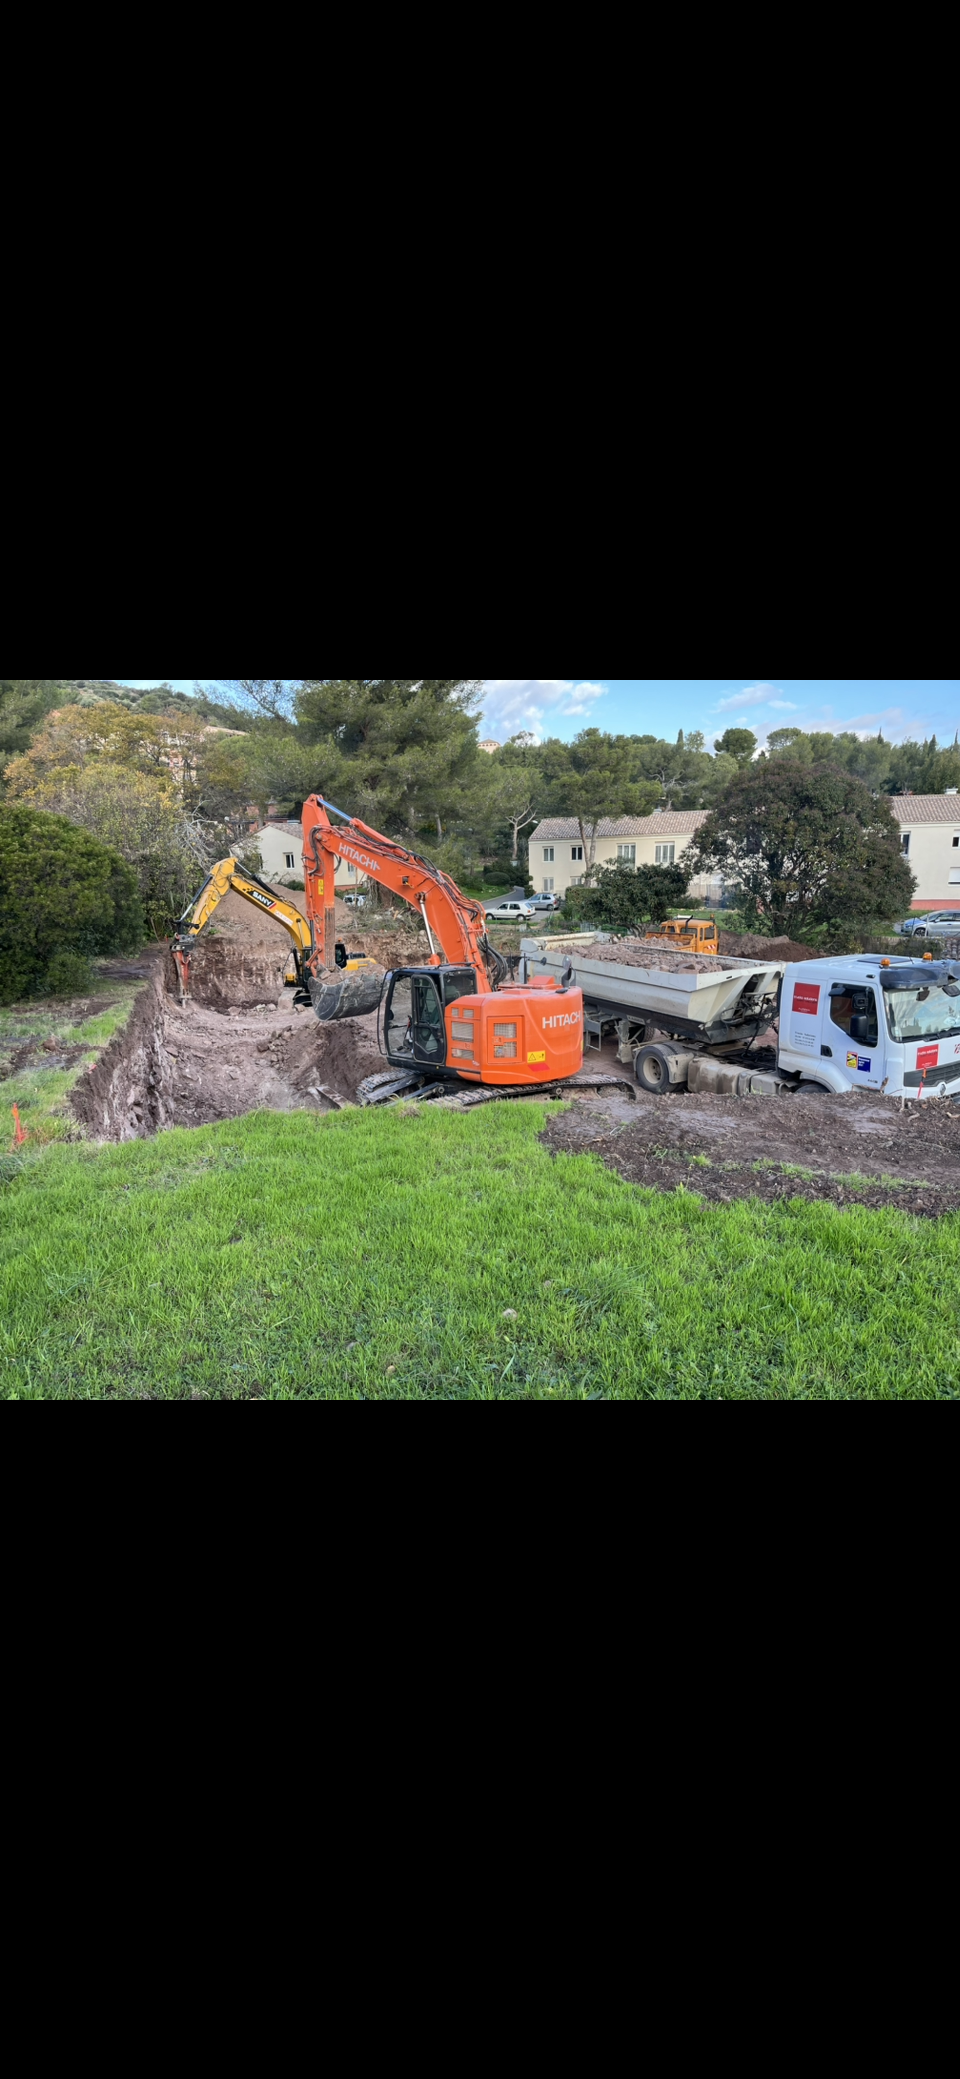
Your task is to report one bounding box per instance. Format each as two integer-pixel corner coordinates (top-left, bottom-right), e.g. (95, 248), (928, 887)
(719, 931), (817, 961)
(578, 933), (817, 972)
(542, 1082), (960, 1216)
(274, 1010), (384, 1104)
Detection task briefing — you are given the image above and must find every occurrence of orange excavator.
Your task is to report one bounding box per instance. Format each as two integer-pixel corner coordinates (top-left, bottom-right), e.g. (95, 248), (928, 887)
(174, 795), (630, 1105)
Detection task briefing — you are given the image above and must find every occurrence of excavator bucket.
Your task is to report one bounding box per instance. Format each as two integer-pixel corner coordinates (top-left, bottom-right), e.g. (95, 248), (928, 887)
(309, 969), (384, 1021)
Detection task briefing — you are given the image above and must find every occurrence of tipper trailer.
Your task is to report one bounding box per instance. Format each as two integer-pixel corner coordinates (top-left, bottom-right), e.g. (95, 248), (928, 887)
(520, 940), (960, 1100)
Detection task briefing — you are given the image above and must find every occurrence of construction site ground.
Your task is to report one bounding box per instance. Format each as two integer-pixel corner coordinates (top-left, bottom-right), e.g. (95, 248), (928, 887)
(2, 930), (959, 1212)
(3, 922), (960, 1401)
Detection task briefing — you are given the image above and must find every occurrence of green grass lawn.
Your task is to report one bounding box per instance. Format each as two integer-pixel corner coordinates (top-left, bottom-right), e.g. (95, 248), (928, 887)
(3, 1102), (958, 1400)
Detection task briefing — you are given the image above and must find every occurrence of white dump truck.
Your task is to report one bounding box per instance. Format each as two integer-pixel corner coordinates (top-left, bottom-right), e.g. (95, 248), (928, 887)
(520, 938), (960, 1100)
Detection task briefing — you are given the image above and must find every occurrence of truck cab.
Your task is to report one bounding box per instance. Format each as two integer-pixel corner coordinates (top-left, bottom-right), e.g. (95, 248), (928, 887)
(777, 956), (960, 1098)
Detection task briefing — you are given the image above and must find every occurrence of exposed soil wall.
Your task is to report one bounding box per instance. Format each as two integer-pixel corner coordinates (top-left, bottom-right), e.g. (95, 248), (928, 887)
(167, 941), (290, 1010)
(69, 969), (387, 1141)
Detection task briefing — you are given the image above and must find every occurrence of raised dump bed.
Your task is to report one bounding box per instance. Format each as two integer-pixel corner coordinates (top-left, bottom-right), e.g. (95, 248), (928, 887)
(520, 938), (786, 1049)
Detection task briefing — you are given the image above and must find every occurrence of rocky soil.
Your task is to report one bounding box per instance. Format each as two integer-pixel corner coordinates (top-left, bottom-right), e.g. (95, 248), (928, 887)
(578, 932), (818, 973)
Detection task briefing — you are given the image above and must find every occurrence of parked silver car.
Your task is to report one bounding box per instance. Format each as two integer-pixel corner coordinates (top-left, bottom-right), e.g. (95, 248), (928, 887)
(896, 911), (960, 937)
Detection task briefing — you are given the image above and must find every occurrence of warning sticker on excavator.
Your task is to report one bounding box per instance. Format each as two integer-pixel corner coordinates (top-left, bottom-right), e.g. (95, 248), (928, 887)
(527, 1049), (546, 1064)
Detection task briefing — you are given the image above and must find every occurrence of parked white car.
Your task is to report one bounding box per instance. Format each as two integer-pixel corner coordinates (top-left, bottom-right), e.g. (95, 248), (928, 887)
(485, 898), (537, 921)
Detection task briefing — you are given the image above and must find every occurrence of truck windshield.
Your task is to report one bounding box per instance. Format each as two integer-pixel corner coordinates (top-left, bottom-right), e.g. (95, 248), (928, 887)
(885, 986), (960, 1044)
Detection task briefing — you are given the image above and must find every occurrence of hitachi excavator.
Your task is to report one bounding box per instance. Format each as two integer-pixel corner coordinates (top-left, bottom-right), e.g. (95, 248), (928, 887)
(173, 795), (630, 1105)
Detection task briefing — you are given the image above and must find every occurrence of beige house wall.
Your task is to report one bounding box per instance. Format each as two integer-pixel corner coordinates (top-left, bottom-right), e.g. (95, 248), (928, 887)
(253, 824), (366, 893)
(529, 828), (703, 900)
(896, 819), (960, 907)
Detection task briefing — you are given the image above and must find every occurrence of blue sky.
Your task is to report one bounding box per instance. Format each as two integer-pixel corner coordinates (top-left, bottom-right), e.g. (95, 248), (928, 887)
(113, 679), (960, 751)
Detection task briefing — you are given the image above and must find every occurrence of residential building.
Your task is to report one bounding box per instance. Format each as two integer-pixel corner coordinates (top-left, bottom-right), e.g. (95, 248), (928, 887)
(887, 795), (960, 910)
(478, 739), (500, 754)
(528, 812), (709, 900)
(251, 819), (366, 894)
(529, 793), (960, 914)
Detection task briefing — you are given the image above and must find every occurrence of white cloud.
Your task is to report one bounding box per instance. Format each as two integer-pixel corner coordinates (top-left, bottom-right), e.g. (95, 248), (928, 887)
(480, 679), (606, 742)
(713, 682), (781, 713)
(768, 700), (797, 711)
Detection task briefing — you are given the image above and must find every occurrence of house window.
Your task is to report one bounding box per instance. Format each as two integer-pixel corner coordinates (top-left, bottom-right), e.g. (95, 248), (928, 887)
(617, 844), (636, 863)
(284, 853), (296, 870)
(571, 845), (583, 861)
(655, 843), (676, 865)
(901, 834), (910, 855)
(543, 846), (554, 863)
(953, 834), (959, 848)
(542, 878), (554, 892)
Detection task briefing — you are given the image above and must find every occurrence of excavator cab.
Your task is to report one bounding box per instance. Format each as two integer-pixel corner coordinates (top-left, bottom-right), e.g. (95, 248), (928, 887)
(382, 967), (478, 1070)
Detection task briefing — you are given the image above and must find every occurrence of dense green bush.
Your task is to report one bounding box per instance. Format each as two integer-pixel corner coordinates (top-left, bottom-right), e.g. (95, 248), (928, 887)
(38, 951), (97, 996)
(562, 860), (691, 932)
(0, 805), (143, 1003)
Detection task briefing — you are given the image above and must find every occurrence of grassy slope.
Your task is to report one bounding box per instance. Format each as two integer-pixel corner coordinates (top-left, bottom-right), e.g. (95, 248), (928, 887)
(1, 987), (140, 1144)
(2, 1102), (958, 1400)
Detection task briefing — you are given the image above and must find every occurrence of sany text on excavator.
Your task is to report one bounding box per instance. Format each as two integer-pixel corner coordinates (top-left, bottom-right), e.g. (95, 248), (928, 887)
(173, 795), (604, 1103)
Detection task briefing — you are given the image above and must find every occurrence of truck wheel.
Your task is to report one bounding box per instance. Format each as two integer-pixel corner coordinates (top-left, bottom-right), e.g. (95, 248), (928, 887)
(635, 1044), (675, 1095)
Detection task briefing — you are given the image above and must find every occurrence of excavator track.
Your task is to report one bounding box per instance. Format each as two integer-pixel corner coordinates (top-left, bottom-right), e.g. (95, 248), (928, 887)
(452, 1072), (637, 1107)
(357, 1069), (637, 1108)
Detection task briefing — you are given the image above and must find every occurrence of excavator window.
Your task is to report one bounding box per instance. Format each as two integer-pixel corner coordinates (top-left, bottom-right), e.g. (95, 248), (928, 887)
(384, 976), (414, 1057)
(412, 976), (446, 1064)
(442, 968), (477, 1006)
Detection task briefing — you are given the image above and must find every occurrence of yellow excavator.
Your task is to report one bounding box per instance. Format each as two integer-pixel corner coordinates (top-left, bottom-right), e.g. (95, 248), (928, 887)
(172, 858), (375, 1002)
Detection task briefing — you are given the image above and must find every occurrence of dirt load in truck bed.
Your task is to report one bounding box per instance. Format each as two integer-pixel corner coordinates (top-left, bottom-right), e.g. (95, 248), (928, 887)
(581, 937), (748, 973)
(577, 932), (816, 972)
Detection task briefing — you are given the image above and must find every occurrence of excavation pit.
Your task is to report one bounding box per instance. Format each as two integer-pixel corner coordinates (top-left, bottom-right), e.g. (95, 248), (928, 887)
(70, 967), (388, 1140)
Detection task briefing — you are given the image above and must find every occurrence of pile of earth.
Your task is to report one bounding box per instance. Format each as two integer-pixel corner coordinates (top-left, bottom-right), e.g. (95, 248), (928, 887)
(719, 931), (817, 961)
(541, 1081), (960, 1216)
(192, 884), (429, 976)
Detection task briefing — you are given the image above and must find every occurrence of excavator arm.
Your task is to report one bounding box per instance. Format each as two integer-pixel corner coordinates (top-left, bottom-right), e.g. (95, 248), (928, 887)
(171, 859), (313, 1001)
(300, 795), (507, 1007)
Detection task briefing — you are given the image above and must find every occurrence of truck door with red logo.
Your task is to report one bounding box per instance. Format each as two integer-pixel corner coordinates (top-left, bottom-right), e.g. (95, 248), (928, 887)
(778, 969), (885, 1090)
(823, 980), (884, 1088)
